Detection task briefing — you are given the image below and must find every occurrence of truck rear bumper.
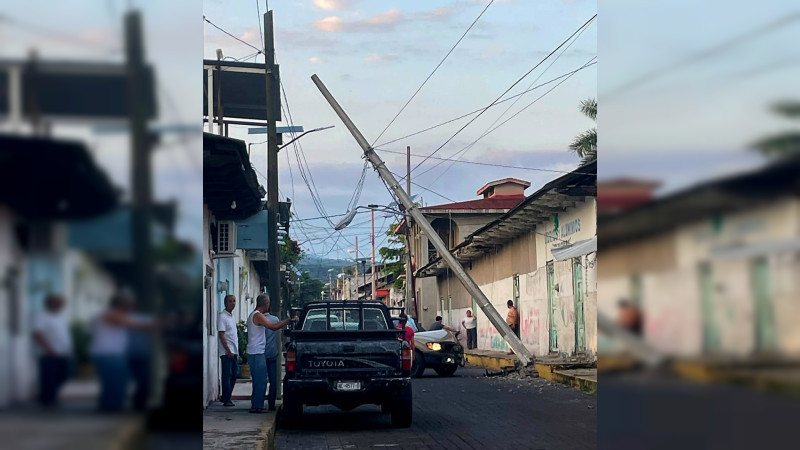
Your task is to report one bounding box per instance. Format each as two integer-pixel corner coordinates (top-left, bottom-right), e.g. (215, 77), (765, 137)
(284, 377), (410, 406)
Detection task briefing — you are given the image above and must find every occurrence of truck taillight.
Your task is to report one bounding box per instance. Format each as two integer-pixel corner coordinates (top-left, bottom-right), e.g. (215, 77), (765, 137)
(287, 349), (296, 372)
(401, 347), (412, 370)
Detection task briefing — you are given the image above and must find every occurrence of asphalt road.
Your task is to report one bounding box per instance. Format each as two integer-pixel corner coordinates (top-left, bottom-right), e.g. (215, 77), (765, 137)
(275, 365), (597, 450)
(600, 371), (800, 450)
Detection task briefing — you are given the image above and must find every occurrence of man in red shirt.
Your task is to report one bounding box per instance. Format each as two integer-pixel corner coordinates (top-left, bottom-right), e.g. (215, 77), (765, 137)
(396, 312), (415, 350)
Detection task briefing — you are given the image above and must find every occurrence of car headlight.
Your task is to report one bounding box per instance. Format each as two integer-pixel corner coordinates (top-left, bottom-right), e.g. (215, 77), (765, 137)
(426, 342), (442, 351)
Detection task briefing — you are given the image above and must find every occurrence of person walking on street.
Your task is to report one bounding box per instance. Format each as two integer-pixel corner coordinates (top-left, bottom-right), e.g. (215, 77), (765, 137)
(462, 310), (477, 350)
(32, 294), (73, 407)
(506, 300), (520, 354)
(217, 295), (238, 407)
(246, 294), (290, 413)
(127, 305), (155, 411)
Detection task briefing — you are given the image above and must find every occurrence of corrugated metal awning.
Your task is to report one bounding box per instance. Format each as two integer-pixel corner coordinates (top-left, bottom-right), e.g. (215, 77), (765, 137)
(551, 237), (597, 261)
(711, 238), (800, 259)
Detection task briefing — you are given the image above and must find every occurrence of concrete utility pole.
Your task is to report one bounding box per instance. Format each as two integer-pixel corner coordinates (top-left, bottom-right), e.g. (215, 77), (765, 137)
(264, 10), (284, 396)
(371, 206), (376, 301)
(311, 74), (535, 366)
(125, 10), (159, 404)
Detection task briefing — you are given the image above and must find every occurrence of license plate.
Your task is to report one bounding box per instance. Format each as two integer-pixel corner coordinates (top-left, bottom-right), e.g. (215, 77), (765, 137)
(336, 381), (361, 391)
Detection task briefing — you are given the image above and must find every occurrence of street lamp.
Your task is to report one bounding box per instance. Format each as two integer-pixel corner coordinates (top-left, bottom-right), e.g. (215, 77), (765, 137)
(247, 125), (334, 154)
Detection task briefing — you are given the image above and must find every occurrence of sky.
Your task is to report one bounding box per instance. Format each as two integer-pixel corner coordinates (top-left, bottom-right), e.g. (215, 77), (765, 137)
(203, 0), (598, 260)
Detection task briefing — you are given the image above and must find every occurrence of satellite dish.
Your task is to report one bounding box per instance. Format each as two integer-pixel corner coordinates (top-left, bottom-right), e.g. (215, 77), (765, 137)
(334, 209), (358, 231)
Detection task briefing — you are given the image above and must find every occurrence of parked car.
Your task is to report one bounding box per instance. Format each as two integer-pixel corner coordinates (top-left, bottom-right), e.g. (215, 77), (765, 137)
(282, 301), (413, 428)
(389, 308), (465, 378)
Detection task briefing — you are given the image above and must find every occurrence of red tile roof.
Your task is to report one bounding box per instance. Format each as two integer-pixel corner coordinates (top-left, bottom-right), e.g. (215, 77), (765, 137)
(421, 195), (525, 211)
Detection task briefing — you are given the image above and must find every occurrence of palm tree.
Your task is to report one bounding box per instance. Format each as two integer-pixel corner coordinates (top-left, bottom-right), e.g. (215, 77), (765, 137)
(751, 101), (800, 158)
(569, 98), (597, 165)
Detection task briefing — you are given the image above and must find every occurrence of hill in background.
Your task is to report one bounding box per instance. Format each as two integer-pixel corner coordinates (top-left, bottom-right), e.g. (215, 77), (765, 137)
(298, 255), (354, 282)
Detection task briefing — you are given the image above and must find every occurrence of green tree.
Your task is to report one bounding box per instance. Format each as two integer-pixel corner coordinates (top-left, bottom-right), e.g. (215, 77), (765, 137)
(378, 222), (406, 290)
(280, 237), (303, 267)
(751, 101), (800, 158)
(292, 271), (325, 307)
(569, 97), (597, 165)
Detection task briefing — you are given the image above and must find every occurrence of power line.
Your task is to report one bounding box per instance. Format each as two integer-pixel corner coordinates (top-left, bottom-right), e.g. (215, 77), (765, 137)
(376, 148), (593, 176)
(374, 62), (597, 148)
(417, 57), (597, 183)
(404, 14), (597, 180)
(387, 170), (457, 203)
(371, 0), (495, 146)
(603, 12), (800, 101)
(203, 16), (263, 56)
(424, 21), (595, 186)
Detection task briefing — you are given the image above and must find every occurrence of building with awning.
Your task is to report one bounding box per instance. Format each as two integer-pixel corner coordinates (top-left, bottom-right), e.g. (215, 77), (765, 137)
(598, 156), (800, 358)
(0, 134), (119, 407)
(416, 161), (597, 357)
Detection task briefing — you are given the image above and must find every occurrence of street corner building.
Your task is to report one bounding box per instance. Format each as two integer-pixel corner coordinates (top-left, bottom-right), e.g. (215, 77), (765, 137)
(202, 132), (293, 408)
(597, 157), (800, 361)
(407, 162), (597, 358)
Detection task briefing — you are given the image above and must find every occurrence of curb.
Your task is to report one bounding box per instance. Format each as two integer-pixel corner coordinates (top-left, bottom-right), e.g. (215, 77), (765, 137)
(465, 352), (597, 394)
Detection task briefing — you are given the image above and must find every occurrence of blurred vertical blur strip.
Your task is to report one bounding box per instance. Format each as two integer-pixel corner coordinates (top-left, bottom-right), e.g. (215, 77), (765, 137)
(598, 1), (800, 449)
(0, 0), (203, 447)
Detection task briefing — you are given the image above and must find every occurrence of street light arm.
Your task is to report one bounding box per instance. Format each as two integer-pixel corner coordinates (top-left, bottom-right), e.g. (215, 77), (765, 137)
(278, 125), (335, 150)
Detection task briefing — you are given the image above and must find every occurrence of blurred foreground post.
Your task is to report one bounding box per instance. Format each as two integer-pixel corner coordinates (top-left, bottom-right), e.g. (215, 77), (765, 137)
(125, 10), (159, 406)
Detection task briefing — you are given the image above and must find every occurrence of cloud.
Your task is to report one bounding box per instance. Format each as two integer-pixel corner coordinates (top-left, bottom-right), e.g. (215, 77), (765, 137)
(313, 16), (345, 32)
(365, 9), (403, 25)
(309, 56), (323, 64)
(313, 0), (351, 11)
(313, 9), (404, 33)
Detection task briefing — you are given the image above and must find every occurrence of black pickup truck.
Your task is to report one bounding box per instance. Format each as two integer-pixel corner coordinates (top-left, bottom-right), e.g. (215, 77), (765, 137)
(282, 301), (413, 428)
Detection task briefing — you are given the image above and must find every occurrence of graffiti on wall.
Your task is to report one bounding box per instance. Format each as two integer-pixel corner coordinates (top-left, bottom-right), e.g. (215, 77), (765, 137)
(521, 307), (541, 348)
(478, 323), (508, 351)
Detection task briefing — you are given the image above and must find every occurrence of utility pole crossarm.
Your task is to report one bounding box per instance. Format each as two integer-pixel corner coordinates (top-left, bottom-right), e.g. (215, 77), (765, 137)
(310, 74), (535, 366)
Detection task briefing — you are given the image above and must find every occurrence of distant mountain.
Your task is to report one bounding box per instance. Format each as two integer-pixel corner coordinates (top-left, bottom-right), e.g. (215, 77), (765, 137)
(298, 255), (354, 282)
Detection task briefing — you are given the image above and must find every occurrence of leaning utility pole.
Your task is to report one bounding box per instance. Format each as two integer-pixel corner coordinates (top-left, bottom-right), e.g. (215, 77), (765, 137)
(126, 10), (159, 404)
(264, 10), (284, 395)
(311, 74), (535, 366)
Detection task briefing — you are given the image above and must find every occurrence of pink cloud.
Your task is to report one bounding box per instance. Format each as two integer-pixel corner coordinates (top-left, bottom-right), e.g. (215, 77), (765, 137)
(313, 0), (350, 11)
(313, 16), (345, 32)
(365, 9), (403, 25)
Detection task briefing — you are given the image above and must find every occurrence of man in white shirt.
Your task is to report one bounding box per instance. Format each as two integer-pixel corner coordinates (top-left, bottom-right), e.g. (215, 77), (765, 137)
(462, 309), (478, 350)
(32, 294), (73, 407)
(217, 295), (239, 406)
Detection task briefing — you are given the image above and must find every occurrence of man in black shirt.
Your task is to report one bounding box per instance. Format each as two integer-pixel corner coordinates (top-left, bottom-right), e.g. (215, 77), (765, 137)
(429, 316), (458, 333)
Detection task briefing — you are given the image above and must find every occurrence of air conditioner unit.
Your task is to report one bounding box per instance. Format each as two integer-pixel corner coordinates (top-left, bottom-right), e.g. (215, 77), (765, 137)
(216, 221), (237, 255)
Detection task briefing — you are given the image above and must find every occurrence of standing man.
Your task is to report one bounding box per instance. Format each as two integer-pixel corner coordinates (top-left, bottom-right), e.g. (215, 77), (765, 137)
(506, 300), (520, 354)
(217, 295), (238, 407)
(32, 294), (73, 407)
(128, 305), (155, 411)
(462, 310), (477, 350)
(246, 294), (290, 413)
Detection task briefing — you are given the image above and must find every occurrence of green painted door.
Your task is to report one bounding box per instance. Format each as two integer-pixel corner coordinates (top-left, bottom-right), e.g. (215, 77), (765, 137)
(752, 258), (776, 351)
(573, 258), (586, 353)
(699, 263), (720, 352)
(547, 261), (558, 352)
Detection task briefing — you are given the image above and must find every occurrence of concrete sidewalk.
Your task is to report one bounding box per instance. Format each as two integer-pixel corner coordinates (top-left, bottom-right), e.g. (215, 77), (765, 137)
(203, 380), (280, 449)
(464, 349), (597, 393)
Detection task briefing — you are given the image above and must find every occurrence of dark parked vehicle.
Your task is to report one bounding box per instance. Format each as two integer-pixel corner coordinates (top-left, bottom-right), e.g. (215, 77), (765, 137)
(389, 308), (465, 378)
(282, 301), (413, 428)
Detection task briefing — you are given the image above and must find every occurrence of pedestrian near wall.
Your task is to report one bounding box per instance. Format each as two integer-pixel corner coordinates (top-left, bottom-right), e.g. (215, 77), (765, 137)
(32, 294), (73, 407)
(217, 294), (238, 407)
(246, 294), (291, 413)
(462, 310), (477, 350)
(506, 300), (520, 355)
